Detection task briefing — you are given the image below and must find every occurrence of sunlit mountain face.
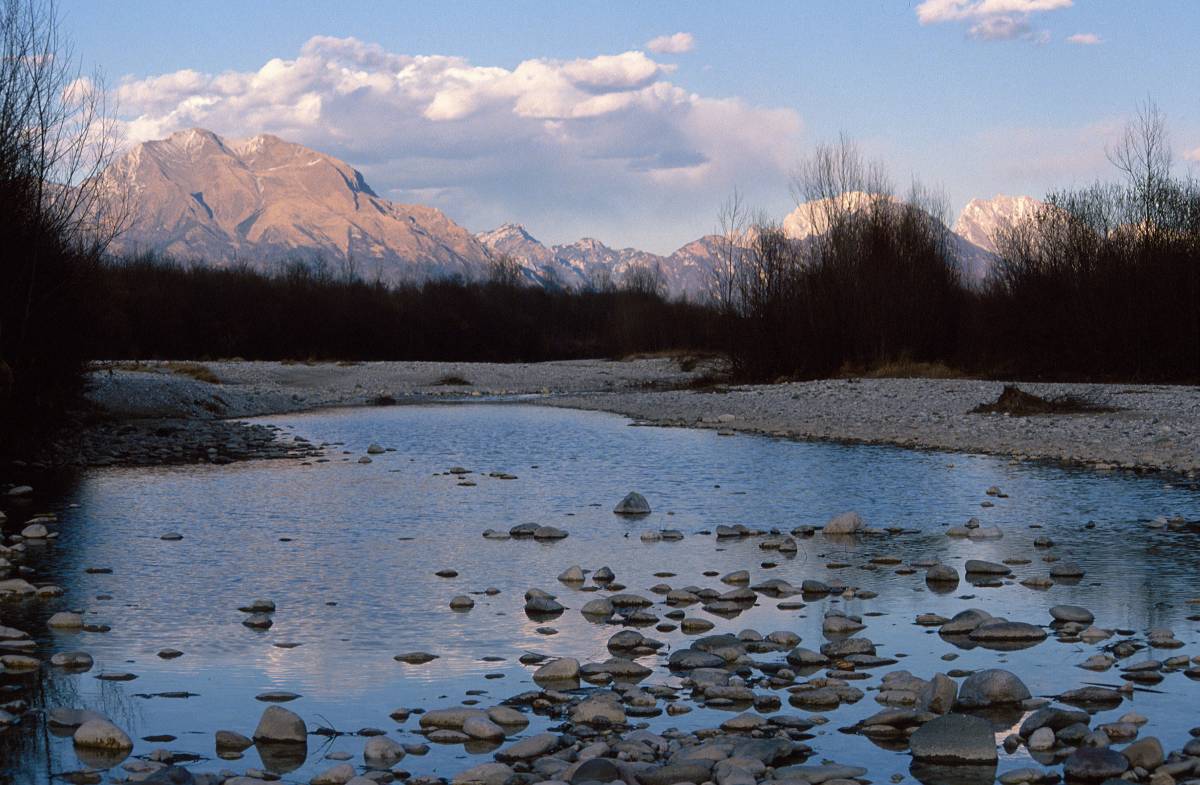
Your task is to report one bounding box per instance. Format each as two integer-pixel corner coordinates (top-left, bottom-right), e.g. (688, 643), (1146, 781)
(103, 128), (1032, 295)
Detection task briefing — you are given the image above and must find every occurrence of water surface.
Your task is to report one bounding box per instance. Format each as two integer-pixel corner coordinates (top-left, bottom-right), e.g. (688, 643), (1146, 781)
(3, 404), (1199, 783)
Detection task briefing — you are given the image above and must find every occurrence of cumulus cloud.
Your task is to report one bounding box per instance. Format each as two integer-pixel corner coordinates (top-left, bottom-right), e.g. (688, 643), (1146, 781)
(645, 32), (695, 54)
(1066, 32), (1103, 45)
(113, 36), (800, 251)
(916, 0), (1071, 41)
(1186, 147), (1200, 163)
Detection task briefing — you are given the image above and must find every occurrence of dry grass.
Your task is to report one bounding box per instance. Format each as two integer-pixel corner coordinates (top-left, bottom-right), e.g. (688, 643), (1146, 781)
(433, 374), (472, 386)
(843, 359), (969, 380)
(106, 360), (220, 384)
(167, 362), (221, 384)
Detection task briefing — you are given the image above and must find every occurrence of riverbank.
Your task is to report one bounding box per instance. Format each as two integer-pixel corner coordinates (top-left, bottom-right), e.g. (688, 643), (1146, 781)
(72, 360), (1200, 475)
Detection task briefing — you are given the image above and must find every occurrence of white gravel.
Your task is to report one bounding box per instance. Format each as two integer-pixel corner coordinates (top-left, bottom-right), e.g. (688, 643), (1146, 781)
(86, 360), (1200, 475)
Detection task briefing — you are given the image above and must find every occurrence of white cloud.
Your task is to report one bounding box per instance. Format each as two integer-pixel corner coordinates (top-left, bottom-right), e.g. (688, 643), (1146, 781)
(1066, 32), (1103, 45)
(916, 0), (1071, 41)
(1185, 147), (1200, 163)
(113, 36), (800, 251)
(645, 32), (695, 54)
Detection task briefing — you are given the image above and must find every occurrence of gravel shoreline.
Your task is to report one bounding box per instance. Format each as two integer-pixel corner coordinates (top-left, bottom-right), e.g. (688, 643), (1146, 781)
(74, 360), (1200, 475)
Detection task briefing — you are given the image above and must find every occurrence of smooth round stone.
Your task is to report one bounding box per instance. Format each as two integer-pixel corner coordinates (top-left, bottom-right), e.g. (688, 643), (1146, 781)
(74, 719), (133, 750)
(558, 565), (585, 583)
(256, 691), (301, 702)
(157, 649), (184, 659)
(487, 706), (528, 727)
(160, 533), (183, 541)
(925, 565), (959, 583)
(613, 492), (651, 515)
(1050, 562), (1085, 578)
(363, 735), (405, 767)
(957, 669), (1031, 707)
(450, 595), (475, 610)
(462, 716), (506, 741)
(1028, 727), (1055, 751)
(1051, 605), (1095, 624)
(48, 612), (84, 629)
(21, 523), (49, 539)
(215, 730), (253, 751)
(1063, 747), (1129, 781)
(395, 651), (438, 664)
(51, 651), (94, 669)
(533, 658), (580, 682)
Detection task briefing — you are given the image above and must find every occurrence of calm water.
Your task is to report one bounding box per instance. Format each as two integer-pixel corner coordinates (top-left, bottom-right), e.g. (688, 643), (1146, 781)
(2, 404), (1199, 783)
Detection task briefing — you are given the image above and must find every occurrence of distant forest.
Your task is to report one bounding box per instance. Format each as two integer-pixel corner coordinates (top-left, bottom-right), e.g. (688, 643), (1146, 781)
(0, 0), (1196, 452)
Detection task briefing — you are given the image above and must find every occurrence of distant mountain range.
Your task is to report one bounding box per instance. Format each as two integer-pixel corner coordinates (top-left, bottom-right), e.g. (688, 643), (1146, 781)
(102, 128), (1041, 297)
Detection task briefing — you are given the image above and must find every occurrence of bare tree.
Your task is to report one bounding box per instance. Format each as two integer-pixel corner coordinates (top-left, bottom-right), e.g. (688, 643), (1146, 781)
(487, 253), (524, 287)
(0, 0), (124, 342)
(710, 188), (749, 313)
(588, 265), (615, 293)
(621, 261), (667, 297)
(1107, 98), (1173, 234)
(0, 0), (125, 438)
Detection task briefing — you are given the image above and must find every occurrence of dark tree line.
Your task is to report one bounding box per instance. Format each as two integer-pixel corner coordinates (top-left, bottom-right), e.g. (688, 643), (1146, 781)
(91, 255), (720, 363)
(712, 116), (1198, 384)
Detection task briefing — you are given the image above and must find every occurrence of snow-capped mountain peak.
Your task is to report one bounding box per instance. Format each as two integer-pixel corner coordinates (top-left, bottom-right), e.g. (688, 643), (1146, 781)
(953, 194), (1043, 255)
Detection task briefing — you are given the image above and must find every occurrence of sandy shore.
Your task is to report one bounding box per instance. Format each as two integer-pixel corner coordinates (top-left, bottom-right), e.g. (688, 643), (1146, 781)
(83, 359), (1200, 474)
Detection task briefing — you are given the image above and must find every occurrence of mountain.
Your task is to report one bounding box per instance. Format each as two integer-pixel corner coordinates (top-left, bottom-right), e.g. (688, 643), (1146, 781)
(779, 192), (1043, 282)
(954, 194), (1043, 255)
(102, 128), (493, 283)
(102, 128), (1037, 295)
(473, 224), (718, 297)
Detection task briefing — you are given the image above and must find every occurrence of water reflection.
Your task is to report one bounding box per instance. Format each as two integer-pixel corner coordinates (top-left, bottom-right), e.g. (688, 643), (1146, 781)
(1, 404), (1197, 784)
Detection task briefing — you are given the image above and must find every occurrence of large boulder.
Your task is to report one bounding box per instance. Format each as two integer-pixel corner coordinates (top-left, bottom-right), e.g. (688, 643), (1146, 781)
(252, 705), (307, 744)
(956, 669), (1031, 708)
(909, 714), (998, 763)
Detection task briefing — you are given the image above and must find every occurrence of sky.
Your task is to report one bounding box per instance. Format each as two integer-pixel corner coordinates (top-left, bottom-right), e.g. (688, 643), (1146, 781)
(61, 0), (1200, 254)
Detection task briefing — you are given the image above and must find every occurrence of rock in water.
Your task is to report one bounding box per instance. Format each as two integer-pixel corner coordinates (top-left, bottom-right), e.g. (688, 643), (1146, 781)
(823, 511), (863, 535)
(252, 705), (307, 743)
(614, 492), (651, 515)
(956, 669), (1031, 707)
(73, 719), (133, 750)
(215, 730), (253, 751)
(909, 713), (998, 762)
(363, 735), (405, 767)
(1063, 747), (1129, 781)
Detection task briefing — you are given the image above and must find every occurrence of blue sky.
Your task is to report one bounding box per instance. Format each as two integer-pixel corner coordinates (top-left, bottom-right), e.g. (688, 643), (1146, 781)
(62, 0), (1200, 253)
